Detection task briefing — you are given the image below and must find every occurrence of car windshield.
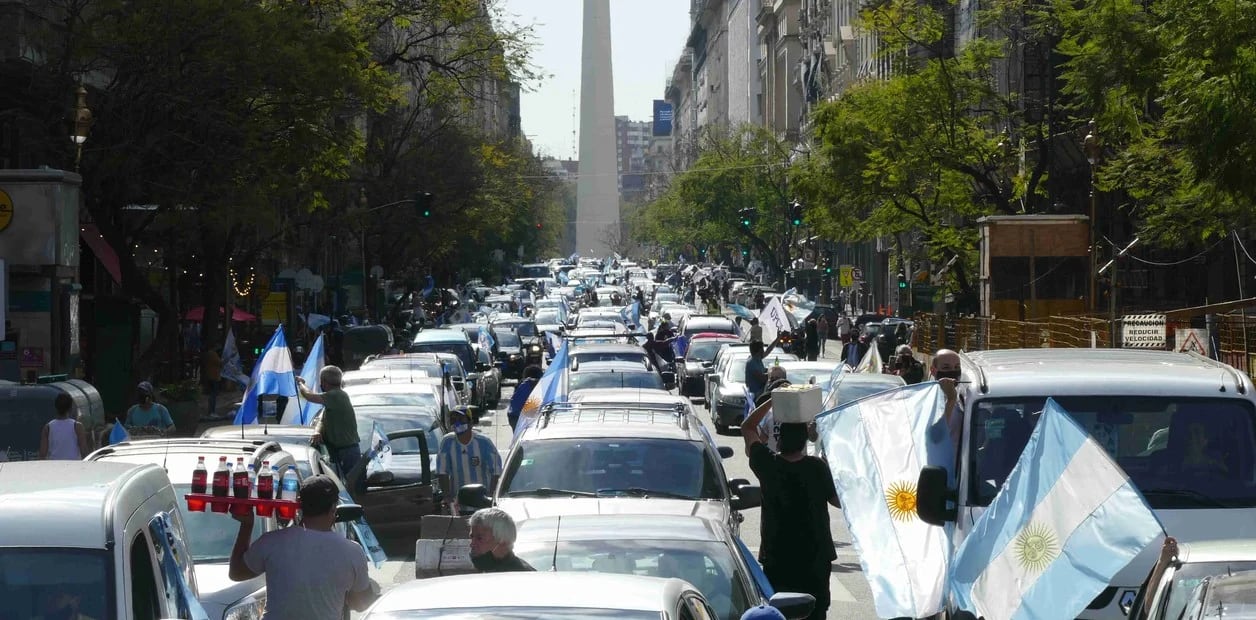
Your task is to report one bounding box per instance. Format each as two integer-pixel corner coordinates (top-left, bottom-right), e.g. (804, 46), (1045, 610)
(502, 438), (723, 500)
(368, 609), (659, 620)
(683, 321), (736, 336)
(410, 344), (474, 370)
(969, 396), (1256, 508)
(175, 484), (265, 561)
(535, 310), (562, 324)
(783, 366), (836, 386)
(364, 361), (442, 375)
(574, 351), (649, 365)
(514, 539), (752, 620)
(509, 323), (538, 337)
(1162, 561), (1256, 620)
(0, 549), (112, 620)
(568, 371), (664, 391)
(348, 391), (439, 409)
(494, 331), (522, 348)
(686, 340), (731, 362)
(356, 413), (441, 454)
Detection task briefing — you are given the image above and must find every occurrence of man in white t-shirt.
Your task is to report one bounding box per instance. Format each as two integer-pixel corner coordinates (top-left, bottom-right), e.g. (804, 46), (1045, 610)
(229, 475), (378, 620)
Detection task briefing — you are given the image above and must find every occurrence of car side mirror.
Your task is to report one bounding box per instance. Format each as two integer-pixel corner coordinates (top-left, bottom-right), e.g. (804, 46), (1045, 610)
(366, 470), (395, 486)
(477, 362), (492, 371)
(457, 483), (493, 509)
(916, 466), (957, 526)
(768, 592), (817, 620)
(334, 503), (365, 523)
(718, 446), (734, 459)
(730, 483), (761, 510)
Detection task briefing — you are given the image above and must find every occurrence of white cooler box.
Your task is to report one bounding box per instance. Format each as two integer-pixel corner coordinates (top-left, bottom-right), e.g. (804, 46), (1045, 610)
(415, 515), (475, 578)
(772, 384), (822, 423)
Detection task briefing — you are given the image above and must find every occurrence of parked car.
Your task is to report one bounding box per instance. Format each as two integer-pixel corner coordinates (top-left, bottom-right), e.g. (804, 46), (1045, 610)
(1129, 539), (1256, 620)
(362, 571), (723, 620)
(677, 334), (742, 399)
(708, 350), (799, 433)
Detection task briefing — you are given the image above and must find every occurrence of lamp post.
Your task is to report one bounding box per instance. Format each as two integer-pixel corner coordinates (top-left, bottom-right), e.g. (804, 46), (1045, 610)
(71, 86), (93, 171)
(1083, 120), (1102, 312)
(358, 188), (370, 321)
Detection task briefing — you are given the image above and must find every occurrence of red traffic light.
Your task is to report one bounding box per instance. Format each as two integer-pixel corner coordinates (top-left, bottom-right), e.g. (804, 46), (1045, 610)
(535, 223), (543, 230)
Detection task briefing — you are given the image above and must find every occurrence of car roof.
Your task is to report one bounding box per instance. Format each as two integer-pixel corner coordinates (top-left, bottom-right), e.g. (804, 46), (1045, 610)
(86, 438), (296, 478)
(412, 329), (472, 343)
(370, 572), (690, 613)
(566, 389), (691, 405)
(1177, 539), (1256, 564)
(571, 361), (653, 373)
(517, 514), (724, 544)
(962, 348), (1254, 397)
(0, 461), (171, 549)
(201, 424), (318, 442)
(344, 382), (442, 396)
(521, 404), (706, 442)
(570, 343), (648, 354)
(354, 405), (440, 421)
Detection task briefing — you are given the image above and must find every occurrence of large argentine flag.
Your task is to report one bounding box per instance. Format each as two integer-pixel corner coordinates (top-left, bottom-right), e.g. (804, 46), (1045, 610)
(233, 326), (298, 425)
(286, 334), (326, 426)
(511, 340), (569, 444)
(815, 382), (953, 618)
(950, 399), (1163, 619)
(220, 328), (250, 387)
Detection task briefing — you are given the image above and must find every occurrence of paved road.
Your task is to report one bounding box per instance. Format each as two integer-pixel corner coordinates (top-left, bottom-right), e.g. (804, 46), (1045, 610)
(362, 377), (876, 619)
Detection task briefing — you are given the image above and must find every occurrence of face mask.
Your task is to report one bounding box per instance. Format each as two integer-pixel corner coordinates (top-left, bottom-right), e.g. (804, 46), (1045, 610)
(453, 422), (470, 434)
(935, 369), (961, 381)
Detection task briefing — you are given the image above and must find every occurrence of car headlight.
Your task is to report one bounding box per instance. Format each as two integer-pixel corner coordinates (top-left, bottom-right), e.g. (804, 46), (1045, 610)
(224, 591), (267, 620)
(530, 345), (541, 352)
(720, 394), (745, 406)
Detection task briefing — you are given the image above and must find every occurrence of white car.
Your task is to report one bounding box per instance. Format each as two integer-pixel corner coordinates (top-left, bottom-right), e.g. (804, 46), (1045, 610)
(1130, 538), (1256, 620)
(363, 571), (719, 620)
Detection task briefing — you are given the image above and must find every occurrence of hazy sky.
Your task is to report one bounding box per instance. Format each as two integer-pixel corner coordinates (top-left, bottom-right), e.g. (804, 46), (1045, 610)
(498, 0), (692, 160)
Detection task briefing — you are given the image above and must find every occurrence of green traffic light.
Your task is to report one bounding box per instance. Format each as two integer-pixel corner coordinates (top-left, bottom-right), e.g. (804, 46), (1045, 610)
(792, 218), (802, 226)
(423, 209), (431, 217)
(898, 281), (908, 289)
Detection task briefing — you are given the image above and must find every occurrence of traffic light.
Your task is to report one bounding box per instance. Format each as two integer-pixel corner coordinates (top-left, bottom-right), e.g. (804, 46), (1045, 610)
(897, 270), (908, 289)
(740, 247), (749, 257)
(737, 208), (754, 229)
(535, 222), (543, 230)
(789, 201), (803, 226)
(414, 191), (433, 217)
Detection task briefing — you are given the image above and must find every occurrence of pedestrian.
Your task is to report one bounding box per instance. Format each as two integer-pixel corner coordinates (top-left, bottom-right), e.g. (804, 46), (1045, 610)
(229, 474), (379, 619)
(125, 382), (174, 435)
(892, 344), (926, 384)
(508, 365), (543, 431)
(39, 393), (88, 460)
(436, 407), (503, 513)
(300, 366), (362, 491)
(203, 348), (222, 417)
(748, 317), (763, 344)
(841, 334), (869, 368)
(468, 507), (535, 572)
(836, 314), (851, 344)
(742, 375), (840, 620)
(804, 319), (820, 362)
(744, 341), (769, 403)
(816, 315), (829, 357)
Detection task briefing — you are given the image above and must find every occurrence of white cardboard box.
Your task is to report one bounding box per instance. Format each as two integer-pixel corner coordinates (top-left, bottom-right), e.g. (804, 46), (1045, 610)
(772, 384), (823, 423)
(415, 515), (475, 578)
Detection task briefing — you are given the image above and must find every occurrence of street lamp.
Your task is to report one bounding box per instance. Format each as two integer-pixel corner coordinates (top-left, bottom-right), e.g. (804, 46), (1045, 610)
(71, 86), (93, 171)
(1083, 120), (1102, 312)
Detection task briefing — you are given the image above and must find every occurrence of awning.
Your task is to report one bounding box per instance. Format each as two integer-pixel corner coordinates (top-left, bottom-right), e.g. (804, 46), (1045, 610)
(80, 223), (122, 285)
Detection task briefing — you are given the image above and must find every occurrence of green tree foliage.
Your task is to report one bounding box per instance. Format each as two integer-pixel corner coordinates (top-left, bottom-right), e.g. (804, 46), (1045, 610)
(1054, 0), (1256, 246)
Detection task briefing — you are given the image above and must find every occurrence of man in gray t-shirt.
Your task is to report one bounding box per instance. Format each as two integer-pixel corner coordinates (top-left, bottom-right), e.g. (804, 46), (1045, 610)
(229, 475), (377, 619)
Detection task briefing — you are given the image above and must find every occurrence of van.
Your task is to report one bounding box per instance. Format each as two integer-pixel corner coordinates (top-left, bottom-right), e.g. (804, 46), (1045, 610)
(916, 349), (1256, 619)
(0, 460), (205, 619)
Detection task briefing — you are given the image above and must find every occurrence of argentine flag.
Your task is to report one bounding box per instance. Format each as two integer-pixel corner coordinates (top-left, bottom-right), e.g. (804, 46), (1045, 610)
(288, 334), (326, 426)
(949, 399), (1163, 620)
(366, 421), (393, 476)
(619, 300), (641, 328)
(233, 326), (298, 425)
(815, 382), (953, 619)
(220, 327), (250, 388)
(512, 340), (569, 444)
(478, 325), (495, 353)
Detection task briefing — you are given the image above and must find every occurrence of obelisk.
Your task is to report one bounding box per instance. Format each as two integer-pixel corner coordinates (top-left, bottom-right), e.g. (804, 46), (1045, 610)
(575, 0), (618, 257)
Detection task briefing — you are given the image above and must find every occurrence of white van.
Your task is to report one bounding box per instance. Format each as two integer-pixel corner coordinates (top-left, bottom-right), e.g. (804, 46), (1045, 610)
(917, 348), (1256, 620)
(0, 460), (205, 619)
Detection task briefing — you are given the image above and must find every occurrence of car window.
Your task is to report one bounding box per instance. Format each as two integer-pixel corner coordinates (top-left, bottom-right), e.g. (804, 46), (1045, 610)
(514, 539), (750, 620)
(502, 438), (723, 499)
(347, 391), (439, 409)
(1161, 561), (1256, 620)
(968, 397), (1256, 508)
(569, 371), (664, 391)
(686, 341), (731, 362)
(495, 330), (523, 347)
(174, 484), (265, 561)
(0, 549), (111, 620)
(356, 415), (440, 454)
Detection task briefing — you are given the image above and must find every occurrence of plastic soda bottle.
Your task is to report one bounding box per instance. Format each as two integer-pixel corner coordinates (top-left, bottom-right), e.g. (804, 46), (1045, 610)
(255, 461), (275, 517)
(231, 458), (251, 516)
(277, 465), (300, 520)
(211, 456), (230, 513)
(189, 456), (208, 512)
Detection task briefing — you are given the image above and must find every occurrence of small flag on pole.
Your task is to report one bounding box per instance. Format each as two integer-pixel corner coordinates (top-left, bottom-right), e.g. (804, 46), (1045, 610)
(109, 421), (130, 445)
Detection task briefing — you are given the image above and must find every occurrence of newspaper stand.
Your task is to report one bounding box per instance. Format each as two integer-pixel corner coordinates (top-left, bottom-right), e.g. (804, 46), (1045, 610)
(184, 494), (301, 520)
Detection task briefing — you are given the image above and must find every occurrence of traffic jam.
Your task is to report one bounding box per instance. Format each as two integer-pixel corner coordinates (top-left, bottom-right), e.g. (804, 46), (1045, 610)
(4, 256), (1256, 620)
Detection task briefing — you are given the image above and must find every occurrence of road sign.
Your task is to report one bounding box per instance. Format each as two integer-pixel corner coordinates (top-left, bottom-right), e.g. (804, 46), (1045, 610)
(1175, 328), (1210, 356)
(1122, 314), (1166, 349)
(838, 266), (854, 288)
(852, 267), (864, 282)
(0, 188), (12, 232)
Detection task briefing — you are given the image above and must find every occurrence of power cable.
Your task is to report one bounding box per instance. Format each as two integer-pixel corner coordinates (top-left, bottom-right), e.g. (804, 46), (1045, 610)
(1103, 236), (1225, 267)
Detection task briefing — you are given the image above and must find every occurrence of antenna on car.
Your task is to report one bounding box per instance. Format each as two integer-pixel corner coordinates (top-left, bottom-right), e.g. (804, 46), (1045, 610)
(550, 515), (562, 572)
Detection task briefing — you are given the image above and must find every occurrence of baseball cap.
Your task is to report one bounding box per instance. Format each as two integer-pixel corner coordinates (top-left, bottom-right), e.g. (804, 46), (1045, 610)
(299, 474), (341, 514)
(740, 605), (786, 620)
(137, 381), (154, 394)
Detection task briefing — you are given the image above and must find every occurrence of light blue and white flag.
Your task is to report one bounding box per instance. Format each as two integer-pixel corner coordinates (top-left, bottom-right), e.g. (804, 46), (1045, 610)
(233, 326), (298, 425)
(728, 304), (756, 320)
(420, 275), (435, 298)
(109, 421), (130, 445)
(365, 421), (393, 476)
(949, 399), (1163, 620)
(821, 363), (847, 409)
(478, 325), (496, 352)
(512, 340), (569, 444)
(220, 327), (250, 388)
(619, 300), (641, 328)
(290, 334), (325, 426)
(815, 382), (953, 619)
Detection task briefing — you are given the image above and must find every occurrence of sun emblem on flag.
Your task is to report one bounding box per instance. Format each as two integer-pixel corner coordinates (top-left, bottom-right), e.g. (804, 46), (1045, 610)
(520, 392), (543, 418)
(1014, 522), (1058, 572)
(884, 480), (918, 521)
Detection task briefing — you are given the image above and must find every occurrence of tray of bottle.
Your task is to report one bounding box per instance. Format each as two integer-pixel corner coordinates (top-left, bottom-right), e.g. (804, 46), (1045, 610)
(184, 494), (300, 516)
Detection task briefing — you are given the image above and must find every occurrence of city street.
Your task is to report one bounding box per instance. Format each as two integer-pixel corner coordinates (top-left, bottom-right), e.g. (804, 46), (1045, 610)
(362, 379), (878, 620)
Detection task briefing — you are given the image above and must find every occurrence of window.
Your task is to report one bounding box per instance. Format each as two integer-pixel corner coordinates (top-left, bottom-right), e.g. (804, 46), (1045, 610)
(969, 397), (1256, 508)
(149, 512), (200, 619)
(568, 371), (664, 391)
(174, 485), (265, 562)
(0, 549), (111, 620)
(502, 438), (722, 500)
(130, 536), (160, 620)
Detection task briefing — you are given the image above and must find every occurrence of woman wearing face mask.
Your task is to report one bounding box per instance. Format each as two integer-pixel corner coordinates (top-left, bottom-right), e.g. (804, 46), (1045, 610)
(124, 381), (174, 436)
(467, 508), (534, 572)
